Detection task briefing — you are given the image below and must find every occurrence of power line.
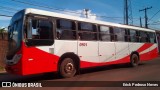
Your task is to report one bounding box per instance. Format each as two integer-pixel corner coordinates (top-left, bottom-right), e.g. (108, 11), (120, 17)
(148, 9), (160, 22)
(148, 20), (160, 25)
(0, 6), (18, 11)
(148, 23), (160, 25)
(0, 0), (27, 10)
(1, 0), (144, 25)
(0, 14), (12, 17)
(11, 0), (81, 14)
(139, 6), (152, 28)
(0, 9), (15, 14)
(10, 0), (137, 21)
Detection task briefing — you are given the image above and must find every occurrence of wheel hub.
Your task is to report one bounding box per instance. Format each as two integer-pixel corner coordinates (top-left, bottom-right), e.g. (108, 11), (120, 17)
(65, 63), (74, 73)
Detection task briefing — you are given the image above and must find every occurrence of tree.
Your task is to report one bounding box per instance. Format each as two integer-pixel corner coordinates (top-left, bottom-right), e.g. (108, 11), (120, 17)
(0, 28), (5, 39)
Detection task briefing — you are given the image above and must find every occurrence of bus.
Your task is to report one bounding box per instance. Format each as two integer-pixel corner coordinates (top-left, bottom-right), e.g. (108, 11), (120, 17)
(6, 8), (158, 78)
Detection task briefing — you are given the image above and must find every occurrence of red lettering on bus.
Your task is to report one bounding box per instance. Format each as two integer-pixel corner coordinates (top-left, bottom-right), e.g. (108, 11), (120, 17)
(79, 43), (87, 46)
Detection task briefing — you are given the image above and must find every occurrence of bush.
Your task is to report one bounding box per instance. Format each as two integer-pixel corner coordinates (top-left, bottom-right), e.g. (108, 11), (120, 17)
(0, 66), (4, 71)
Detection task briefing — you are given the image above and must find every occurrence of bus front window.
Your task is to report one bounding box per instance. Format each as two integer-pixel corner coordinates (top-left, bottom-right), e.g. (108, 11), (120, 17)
(6, 10), (24, 60)
(7, 19), (22, 60)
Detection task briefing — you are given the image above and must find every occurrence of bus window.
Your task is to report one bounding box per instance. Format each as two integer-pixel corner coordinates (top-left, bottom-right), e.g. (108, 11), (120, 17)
(139, 31), (149, 43)
(78, 22), (96, 32)
(124, 29), (130, 42)
(78, 22), (97, 40)
(113, 27), (125, 41)
(149, 32), (156, 43)
(30, 20), (53, 39)
(56, 19), (76, 40)
(129, 30), (137, 42)
(99, 26), (111, 41)
(78, 32), (97, 40)
(26, 18), (53, 46)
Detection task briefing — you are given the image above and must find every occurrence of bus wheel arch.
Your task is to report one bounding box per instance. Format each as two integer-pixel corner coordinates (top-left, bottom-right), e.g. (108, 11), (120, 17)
(130, 51), (140, 67)
(58, 52), (80, 78)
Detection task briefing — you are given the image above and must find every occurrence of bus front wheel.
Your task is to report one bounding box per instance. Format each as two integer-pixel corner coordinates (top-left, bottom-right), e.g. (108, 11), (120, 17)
(130, 54), (140, 67)
(59, 57), (76, 78)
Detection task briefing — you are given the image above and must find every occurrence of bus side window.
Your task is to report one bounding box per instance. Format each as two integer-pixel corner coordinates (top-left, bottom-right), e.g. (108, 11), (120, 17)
(129, 30), (137, 42)
(139, 31), (149, 43)
(149, 32), (156, 43)
(56, 19), (76, 40)
(99, 25), (111, 41)
(113, 27), (125, 42)
(78, 22), (97, 41)
(125, 29), (130, 42)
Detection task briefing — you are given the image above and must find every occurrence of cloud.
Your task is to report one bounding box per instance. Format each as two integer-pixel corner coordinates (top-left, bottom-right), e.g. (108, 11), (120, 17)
(57, 9), (97, 20)
(57, 9), (83, 17)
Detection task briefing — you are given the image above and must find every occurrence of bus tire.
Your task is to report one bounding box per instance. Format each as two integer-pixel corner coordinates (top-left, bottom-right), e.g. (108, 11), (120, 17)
(59, 57), (76, 78)
(130, 54), (140, 67)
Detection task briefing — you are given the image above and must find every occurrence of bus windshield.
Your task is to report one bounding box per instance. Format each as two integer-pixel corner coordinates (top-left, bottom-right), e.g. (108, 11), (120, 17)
(7, 11), (23, 60)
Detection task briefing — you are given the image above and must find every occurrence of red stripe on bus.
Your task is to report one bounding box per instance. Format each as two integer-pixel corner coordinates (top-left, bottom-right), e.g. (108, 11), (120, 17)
(80, 55), (130, 68)
(140, 47), (158, 61)
(80, 47), (158, 68)
(137, 43), (153, 53)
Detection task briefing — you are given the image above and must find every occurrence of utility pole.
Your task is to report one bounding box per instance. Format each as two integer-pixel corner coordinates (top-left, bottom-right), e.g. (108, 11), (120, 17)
(84, 9), (89, 18)
(140, 17), (142, 27)
(124, 0), (128, 25)
(139, 6), (152, 28)
(124, 0), (133, 25)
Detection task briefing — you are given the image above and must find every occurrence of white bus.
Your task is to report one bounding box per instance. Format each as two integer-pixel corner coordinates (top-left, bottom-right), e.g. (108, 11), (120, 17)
(6, 8), (158, 78)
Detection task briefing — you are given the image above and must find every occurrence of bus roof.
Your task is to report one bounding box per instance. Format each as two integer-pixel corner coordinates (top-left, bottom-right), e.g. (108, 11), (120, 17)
(24, 8), (155, 32)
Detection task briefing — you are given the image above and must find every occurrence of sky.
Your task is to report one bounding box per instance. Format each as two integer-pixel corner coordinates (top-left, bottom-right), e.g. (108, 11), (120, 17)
(0, 0), (160, 30)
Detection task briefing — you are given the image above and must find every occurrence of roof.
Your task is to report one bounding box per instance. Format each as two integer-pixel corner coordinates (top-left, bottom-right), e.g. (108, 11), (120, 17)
(24, 8), (155, 32)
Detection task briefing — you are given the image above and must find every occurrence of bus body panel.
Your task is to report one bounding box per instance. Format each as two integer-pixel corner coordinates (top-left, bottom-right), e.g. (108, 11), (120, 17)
(140, 44), (158, 61)
(128, 43), (143, 53)
(99, 42), (116, 63)
(78, 41), (99, 68)
(115, 42), (129, 61)
(54, 40), (78, 56)
(6, 41), (158, 75)
(22, 42), (59, 75)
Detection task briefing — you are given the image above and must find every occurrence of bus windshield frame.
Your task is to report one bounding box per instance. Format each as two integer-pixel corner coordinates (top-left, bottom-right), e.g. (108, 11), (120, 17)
(7, 10), (24, 60)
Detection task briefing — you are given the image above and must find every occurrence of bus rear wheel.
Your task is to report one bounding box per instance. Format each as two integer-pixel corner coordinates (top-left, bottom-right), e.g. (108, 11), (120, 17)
(130, 54), (140, 67)
(59, 57), (76, 78)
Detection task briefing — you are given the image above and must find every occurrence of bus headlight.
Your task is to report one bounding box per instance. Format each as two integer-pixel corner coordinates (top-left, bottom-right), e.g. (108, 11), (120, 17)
(6, 54), (22, 65)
